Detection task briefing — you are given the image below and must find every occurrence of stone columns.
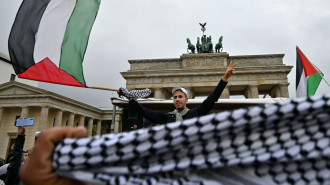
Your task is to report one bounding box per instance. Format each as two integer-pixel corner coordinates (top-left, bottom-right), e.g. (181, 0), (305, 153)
(270, 84), (289, 98)
(54, 110), (63, 127)
(279, 84), (289, 98)
(114, 114), (122, 133)
(79, 116), (85, 126)
(68, 113), (75, 127)
(184, 87), (195, 99)
(87, 118), (93, 136)
(39, 107), (49, 131)
(96, 120), (102, 135)
(244, 85), (259, 99)
(114, 119), (120, 133)
(20, 107), (29, 118)
(154, 88), (171, 99)
(154, 88), (162, 99)
(0, 107), (3, 128)
(270, 86), (281, 98)
(220, 87), (230, 99)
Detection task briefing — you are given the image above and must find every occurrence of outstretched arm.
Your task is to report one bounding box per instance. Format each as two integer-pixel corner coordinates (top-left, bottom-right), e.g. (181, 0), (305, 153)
(129, 100), (170, 124)
(194, 61), (237, 116)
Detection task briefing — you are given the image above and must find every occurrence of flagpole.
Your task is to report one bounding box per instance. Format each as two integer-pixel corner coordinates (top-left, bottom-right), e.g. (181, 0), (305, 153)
(88, 86), (119, 91)
(311, 63), (330, 88)
(15, 76), (119, 91)
(320, 76), (330, 88)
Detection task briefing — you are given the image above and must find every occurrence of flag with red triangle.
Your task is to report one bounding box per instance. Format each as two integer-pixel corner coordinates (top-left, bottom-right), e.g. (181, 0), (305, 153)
(9, 0), (100, 87)
(296, 46), (324, 97)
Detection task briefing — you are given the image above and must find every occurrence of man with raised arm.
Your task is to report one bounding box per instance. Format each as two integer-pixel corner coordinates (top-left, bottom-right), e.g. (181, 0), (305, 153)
(129, 61), (237, 124)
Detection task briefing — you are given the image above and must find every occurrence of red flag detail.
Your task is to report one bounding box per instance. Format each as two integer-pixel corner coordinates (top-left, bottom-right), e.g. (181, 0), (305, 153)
(296, 48), (317, 77)
(18, 58), (86, 87)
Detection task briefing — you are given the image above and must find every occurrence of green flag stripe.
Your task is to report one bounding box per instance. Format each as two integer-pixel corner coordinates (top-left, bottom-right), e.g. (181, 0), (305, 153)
(307, 72), (323, 97)
(59, 0), (100, 86)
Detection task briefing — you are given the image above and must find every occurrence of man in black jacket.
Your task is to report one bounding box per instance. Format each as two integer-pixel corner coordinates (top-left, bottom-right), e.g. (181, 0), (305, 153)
(129, 61), (236, 124)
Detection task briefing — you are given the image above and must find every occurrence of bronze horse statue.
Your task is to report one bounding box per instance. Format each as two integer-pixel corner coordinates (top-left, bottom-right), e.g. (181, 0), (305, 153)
(215, 36), (223, 53)
(186, 38), (195, 54)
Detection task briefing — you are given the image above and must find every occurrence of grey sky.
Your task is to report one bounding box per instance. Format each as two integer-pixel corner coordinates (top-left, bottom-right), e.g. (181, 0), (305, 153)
(1, 0), (330, 108)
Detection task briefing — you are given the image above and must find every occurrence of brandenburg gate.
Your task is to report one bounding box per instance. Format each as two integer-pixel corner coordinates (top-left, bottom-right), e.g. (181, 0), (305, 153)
(121, 23), (292, 100)
(121, 52), (292, 99)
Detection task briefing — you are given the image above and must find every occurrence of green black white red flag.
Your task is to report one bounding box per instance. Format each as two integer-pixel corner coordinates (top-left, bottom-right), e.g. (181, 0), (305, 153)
(296, 46), (324, 97)
(8, 0), (100, 87)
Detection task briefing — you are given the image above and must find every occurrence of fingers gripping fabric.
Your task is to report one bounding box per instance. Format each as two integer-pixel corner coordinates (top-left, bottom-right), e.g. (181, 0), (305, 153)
(53, 94), (330, 185)
(118, 87), (151, 100)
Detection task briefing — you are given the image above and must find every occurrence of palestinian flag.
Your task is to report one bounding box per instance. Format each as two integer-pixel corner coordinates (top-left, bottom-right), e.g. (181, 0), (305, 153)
(8, 0), (100, 87)
(296, 46), (324, 97)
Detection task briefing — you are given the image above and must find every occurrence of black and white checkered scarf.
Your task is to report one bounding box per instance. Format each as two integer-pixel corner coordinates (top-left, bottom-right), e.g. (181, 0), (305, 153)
(118, 88), (151, 100)
(52, 94), (330, 185)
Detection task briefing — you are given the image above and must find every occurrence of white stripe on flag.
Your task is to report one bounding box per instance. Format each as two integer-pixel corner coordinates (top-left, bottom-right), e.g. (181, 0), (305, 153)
(296, 70), (307, 98)
(34, 0), (76, 66)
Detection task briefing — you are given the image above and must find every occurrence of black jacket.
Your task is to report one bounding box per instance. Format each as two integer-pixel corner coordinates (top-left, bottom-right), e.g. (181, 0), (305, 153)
(130, 79), (228, 124)
(5, 134), (25, 185)
(5, 152), (13, 164)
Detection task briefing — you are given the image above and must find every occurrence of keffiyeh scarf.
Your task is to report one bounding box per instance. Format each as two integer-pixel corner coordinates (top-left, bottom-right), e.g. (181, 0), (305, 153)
(171, 108), (190, 121)
(52, 94), (330, 185)
(118, 88), (151, 100)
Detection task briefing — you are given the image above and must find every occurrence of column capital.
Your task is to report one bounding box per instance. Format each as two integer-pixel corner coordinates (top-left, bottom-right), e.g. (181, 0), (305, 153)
(247, 84), (259, 87)
(279, 83), (290, 87)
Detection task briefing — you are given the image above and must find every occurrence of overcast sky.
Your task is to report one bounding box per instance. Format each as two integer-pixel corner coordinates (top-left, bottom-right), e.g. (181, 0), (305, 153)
(1, 0), (330, 108)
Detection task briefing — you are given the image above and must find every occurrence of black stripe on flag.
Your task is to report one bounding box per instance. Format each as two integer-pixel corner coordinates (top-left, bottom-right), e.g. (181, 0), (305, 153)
(8, 0), (51, 74)
(296, 47), (303, 89)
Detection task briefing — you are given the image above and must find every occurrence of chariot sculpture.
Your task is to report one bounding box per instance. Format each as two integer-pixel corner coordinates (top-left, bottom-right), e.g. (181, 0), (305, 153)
(186, 23), (223, 54)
